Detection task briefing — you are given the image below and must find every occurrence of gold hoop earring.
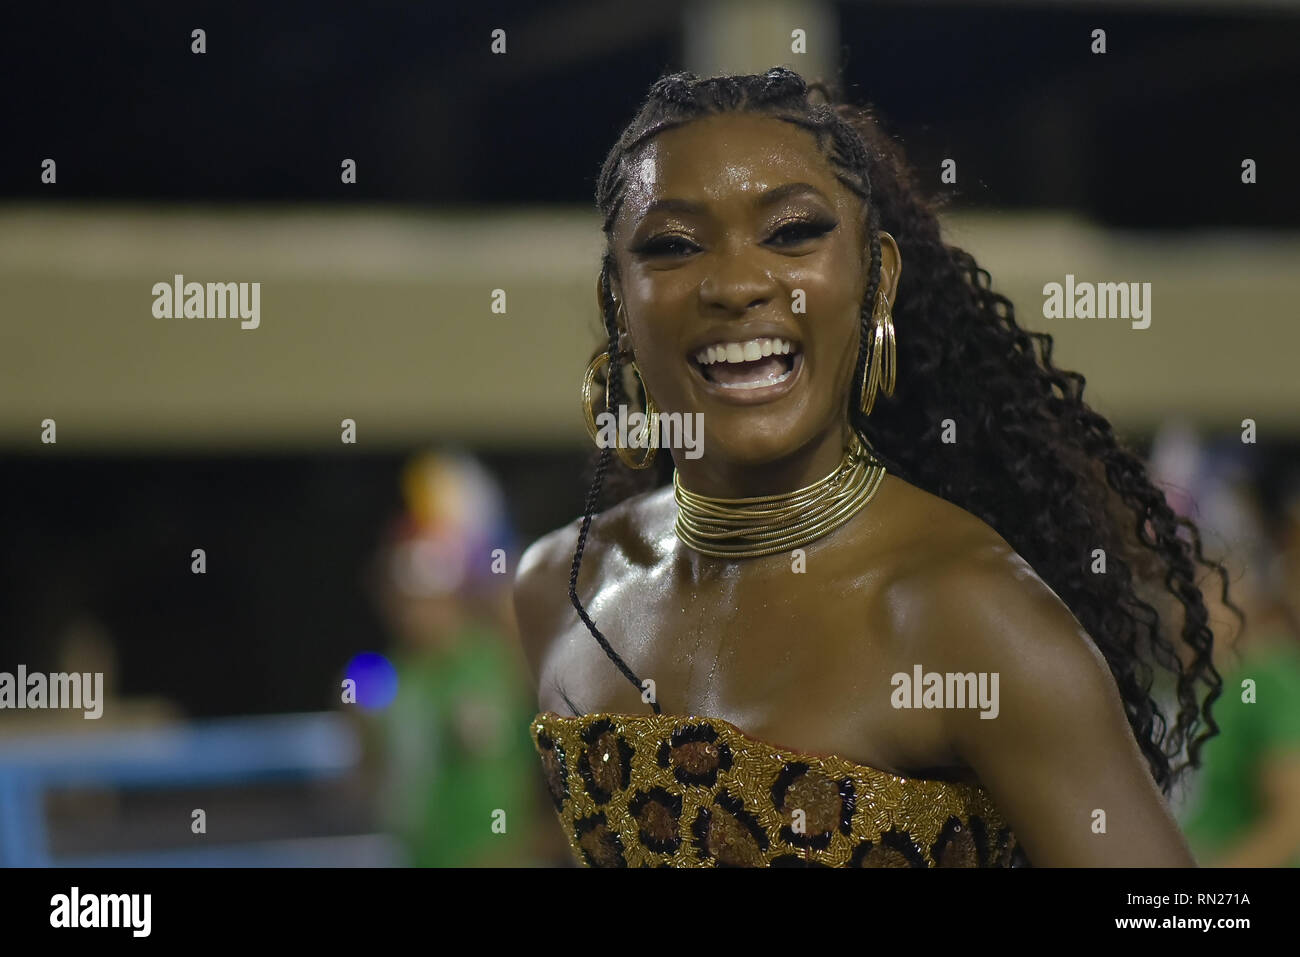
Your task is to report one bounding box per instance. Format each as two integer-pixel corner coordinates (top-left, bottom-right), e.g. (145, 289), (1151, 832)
(859, 290), (897, 416)
(581, 350), (660, 469)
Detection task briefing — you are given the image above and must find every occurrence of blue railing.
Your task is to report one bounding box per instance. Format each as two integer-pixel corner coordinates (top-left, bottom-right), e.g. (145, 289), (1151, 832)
(0, 712), (394, 867)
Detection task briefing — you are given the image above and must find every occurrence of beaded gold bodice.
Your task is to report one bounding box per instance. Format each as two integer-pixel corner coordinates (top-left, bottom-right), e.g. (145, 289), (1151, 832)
(531, 710), (1030, 867)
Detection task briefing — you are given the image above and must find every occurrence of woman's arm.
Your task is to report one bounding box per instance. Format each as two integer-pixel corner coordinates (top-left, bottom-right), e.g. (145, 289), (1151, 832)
(912, 545), (1197, 867)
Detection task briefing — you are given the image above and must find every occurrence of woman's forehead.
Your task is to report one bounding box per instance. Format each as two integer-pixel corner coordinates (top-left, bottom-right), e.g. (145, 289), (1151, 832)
(619, 113), (846, 217)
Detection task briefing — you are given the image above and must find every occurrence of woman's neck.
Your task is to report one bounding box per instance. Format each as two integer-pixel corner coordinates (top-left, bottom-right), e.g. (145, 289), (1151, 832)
(670, 422), (852, 499)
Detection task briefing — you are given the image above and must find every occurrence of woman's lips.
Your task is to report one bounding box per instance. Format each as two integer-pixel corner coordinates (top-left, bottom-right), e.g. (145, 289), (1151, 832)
(689, 351), (803, 403)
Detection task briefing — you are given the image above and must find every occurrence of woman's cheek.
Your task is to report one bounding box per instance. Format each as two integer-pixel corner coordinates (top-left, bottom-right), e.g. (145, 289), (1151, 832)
(799, 277), (860, 337)
(625, 320), (684, 408)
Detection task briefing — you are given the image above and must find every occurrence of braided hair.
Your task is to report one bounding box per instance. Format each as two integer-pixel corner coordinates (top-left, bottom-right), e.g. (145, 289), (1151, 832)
(568, 66), (1234, 795)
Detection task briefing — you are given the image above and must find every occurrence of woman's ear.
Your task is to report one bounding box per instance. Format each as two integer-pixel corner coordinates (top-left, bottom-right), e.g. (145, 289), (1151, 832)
(595, 276), (626, 321)
(877, 231), (902, 305)
(596, 273), (630, 337)
(593, 273), (607, 320)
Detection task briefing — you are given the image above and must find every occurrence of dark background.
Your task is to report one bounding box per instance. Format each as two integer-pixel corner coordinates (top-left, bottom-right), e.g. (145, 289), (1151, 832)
(3, 2), (1294, 224)
(2, 0), (1296, 718)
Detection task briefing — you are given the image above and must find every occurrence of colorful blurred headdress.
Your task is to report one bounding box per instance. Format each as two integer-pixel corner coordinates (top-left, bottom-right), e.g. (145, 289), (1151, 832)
(384, 449), (514, 598)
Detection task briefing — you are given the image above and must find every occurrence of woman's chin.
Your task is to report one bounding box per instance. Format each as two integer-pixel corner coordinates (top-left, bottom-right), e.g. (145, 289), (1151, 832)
(683, 429), (818, 472)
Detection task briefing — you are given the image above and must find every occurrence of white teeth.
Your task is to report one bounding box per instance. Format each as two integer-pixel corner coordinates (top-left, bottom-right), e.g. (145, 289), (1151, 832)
(693, 336), (799, 365)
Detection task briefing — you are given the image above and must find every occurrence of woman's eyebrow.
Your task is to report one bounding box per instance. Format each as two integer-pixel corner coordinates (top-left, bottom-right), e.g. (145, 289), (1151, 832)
(639, 182), (831, 220)
(755, 182), (830, 206)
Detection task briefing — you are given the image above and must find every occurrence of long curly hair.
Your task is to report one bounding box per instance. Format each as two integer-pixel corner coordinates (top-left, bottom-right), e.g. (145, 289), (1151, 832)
(567, 66), (1235, 796)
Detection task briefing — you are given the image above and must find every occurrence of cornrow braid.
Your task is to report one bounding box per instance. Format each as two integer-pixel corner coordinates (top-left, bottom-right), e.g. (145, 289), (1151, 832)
(566, 255), (662, 714)
(568, 66), (1237, 794)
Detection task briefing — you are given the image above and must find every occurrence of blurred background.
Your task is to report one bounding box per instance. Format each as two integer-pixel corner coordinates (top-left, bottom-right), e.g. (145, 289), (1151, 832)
(1, 0), (1298, 866)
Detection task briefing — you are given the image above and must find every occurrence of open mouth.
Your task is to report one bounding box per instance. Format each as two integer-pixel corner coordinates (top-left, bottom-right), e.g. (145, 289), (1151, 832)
(691, 336), (801, 391)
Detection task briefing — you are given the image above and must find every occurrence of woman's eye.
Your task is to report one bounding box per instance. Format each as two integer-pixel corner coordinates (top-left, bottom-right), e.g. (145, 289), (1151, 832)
(636, 219), (834, 257)
(638, 235), (699, 257)
(768, 219), (836, 245)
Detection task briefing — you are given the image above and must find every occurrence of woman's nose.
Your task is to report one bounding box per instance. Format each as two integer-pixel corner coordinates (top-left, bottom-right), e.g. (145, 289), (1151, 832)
(698, 247), (777, 316)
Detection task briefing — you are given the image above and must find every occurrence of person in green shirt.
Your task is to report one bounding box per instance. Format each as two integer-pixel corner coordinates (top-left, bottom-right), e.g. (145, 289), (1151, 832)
(380, 616), (545, 867)
(1155, 434), (1300, 867)
(1183, 635), (1300, 867)
(361, 450), (565, 867)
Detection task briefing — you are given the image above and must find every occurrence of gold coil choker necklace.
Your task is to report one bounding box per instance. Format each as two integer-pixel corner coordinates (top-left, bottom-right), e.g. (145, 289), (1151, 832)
(672, 432), (887, 559)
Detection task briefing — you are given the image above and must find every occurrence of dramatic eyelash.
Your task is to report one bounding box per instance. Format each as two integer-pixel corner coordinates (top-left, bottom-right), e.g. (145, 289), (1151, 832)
(633, 216), (837, 256)
(634, 234), (698, 256)
(768, 216), (838, 242)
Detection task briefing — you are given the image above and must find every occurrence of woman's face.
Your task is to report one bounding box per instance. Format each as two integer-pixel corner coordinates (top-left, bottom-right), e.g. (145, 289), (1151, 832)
(608, 111), (900, 473)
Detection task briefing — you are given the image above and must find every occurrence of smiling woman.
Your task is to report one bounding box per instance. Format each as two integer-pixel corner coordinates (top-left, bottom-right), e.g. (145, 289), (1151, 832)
(512, 67), (1236, 868)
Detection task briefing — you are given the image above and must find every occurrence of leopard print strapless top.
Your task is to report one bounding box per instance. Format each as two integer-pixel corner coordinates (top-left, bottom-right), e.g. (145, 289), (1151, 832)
(531, 711), (1030, 867)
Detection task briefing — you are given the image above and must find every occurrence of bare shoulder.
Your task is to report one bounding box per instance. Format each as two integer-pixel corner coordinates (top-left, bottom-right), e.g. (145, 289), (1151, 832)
(513, 484), (673, 680)
(876, 475), (1123, 735)
(514, 483), (674, 597)
(512, 518), (582, 684)
(875, 474), (1105, 672)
